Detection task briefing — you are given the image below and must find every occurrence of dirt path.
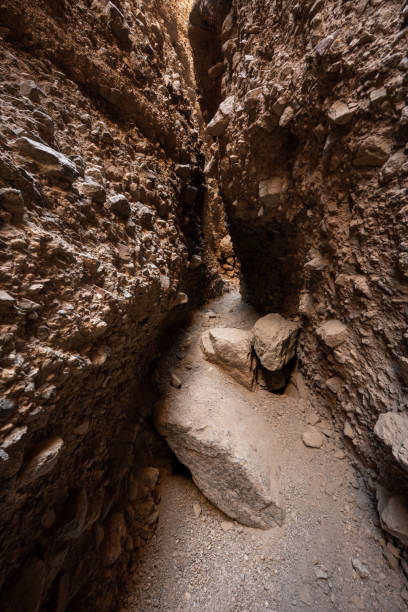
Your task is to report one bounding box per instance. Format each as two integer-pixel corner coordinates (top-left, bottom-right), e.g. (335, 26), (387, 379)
(120, 291), (408, 612)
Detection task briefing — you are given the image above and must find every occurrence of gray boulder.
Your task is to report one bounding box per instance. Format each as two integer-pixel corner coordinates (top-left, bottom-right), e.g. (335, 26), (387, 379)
(156, 364), (283, 529)
(200, 327), (255, 389)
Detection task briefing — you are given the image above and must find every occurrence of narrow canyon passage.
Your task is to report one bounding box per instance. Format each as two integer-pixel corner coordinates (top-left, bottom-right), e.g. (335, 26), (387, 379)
(0, 0), (407, 610)
(119, 292), (407, 611)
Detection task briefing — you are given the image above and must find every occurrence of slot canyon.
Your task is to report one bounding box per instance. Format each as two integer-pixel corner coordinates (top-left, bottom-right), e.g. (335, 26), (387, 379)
(0, 0), (408, 610)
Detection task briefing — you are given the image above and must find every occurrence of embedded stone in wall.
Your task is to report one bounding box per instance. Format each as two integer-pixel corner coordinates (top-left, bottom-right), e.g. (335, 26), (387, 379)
(327, 101), (358, 125)
(14, 137), (79, 183)
(258, 177), (282, 209)
(18, 436), (64, 487)
(316, 319), (348, 349)
(101, 512), (127, 567)
(207, 95), (235, 137)
(353, 135), (392, 167)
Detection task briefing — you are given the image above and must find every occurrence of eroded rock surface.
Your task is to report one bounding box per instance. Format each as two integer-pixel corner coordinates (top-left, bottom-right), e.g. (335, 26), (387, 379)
(0, 0), (220, 609)
(189, 0), (408, 543)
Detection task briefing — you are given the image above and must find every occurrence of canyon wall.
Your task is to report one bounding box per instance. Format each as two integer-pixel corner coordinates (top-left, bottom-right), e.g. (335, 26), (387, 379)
(190, 0), (408, 496)
(0, 0), (221, 609)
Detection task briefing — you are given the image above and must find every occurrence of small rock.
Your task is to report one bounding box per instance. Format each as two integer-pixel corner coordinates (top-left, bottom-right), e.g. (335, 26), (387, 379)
(352, 557), (369, 579)
(78, 179), (106, 204)
(344, 421), (355, 439)
(0, 289), (15, 312)
(302, 427), (324, 449)
(379, 494), (408, 546)
(334, 449), (345, 460)
(314, 566), (328, 579)
(374, 412), (408, 471)
(207, 96), (235, 137)
(101, 512), (127, 566)
(175, 164), (191, 182)
(183, 184), (198, 204)
(327, 101), (357, 125)
(221, 521), (233, 531)
(193, 503), (201, 518)
(208, 62), (225, 79)
(20, 79), (43, 102)
(109, 194), (131, 219)
(201, 327), (254, 390)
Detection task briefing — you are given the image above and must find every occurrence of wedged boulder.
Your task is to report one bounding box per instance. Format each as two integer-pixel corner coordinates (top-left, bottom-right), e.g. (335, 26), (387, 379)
(374, 412), (408, 472)
(252, 313), (299, 372)
(156, 370), (284, 529)
(200, 327), (255, 389)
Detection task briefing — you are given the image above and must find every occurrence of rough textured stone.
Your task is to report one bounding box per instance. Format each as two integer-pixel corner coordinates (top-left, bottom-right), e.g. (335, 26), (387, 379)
(302, 427), (324, 449)
(316, 320), (348, 349)
(0, 1), (223, 607)
(207, 96), (235, 137)
(201, 327), (254, 389)
(252, 314), (299, 372)
(327, 101), (357, 125)
(109, 194), (131, 219)
(19, 436), (64, 486)
(15, 137), (79, 182)
(156, 372), (283, 528)
(354, 135), (392, 167)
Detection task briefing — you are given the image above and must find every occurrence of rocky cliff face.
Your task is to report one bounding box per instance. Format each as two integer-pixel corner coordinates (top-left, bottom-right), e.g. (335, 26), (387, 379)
(0, 0), (222, 609)
(190, 0), (408, 500)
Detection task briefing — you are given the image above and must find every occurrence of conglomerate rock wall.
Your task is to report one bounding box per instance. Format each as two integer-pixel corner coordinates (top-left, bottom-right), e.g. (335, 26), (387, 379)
(189, 0), (408, 494)
(0, 0), (221, 609)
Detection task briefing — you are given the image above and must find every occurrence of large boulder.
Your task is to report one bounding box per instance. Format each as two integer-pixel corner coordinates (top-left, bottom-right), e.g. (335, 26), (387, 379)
(200, 327), (255, 389)
(252, 314), (299, 372)
(156, 363), (283, 529)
